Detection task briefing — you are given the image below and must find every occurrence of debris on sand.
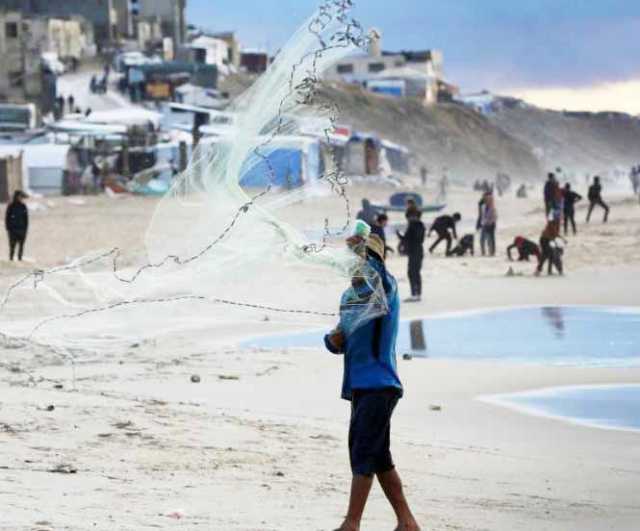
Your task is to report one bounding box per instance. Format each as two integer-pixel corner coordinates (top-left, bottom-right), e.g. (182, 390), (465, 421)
(429, 404), (442, 412)
(190, 374), (201, 383)
(218, 374), (240, 381)
(49, 464), (77, 474)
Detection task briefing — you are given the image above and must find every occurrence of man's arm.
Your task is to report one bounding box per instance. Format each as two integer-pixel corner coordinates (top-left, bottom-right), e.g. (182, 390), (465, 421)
(5, 205), (11, 232)
(451, 221), (458, 240)
(324, 328), (345, 355)
(507, 244), (516, 261)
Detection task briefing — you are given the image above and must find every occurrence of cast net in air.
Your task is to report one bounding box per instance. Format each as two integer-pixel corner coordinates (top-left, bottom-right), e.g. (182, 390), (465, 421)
(0, 1), (390, 361)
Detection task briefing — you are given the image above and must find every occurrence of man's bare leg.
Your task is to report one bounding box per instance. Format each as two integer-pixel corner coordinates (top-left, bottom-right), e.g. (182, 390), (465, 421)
(335, 474), (374, 531)
(377, 469), (420, 530)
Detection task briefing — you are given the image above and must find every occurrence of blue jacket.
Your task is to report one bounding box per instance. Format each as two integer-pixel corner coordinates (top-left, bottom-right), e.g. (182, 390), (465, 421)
(325, 257), (403, 401)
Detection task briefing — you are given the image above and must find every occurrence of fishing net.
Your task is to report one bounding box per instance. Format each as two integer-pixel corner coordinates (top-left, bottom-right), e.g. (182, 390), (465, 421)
(0, 1), (390, 361)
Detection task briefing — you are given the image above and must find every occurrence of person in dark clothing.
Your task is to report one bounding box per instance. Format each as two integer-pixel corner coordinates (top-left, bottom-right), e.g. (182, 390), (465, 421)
(67, 95), (75, 113)
(324, 235), (420, 531)
(448, 234), (474, 257)
(507, 236), (540, 261)
(356, 198), (377, 227)
(586, 176), (610, 223)
(370, 214), (393, 259)
(5, 191), (29, 261)
(428, 213), (460, 255)
(397, 211), (425, 302)
(563, 183), (582, 235)
(544, 173), (556, 217)
(536, 220), (566, 276)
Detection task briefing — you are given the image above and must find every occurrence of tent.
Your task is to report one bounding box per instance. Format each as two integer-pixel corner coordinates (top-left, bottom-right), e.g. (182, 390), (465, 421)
(239, 136), (323, 188)
(0, 144), (71, 196)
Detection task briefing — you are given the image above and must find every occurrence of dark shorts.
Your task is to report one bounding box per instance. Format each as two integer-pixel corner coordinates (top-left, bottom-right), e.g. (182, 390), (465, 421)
(349, 388), (400, 477)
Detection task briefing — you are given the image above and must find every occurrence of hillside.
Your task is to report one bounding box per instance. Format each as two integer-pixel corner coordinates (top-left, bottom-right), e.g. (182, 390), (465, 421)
(488, 99), (640, 176)
(318, 84), (543, 181)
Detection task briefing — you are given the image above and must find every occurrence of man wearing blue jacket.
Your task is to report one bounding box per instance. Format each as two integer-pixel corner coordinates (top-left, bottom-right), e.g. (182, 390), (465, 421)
(325, 234), (420, 531)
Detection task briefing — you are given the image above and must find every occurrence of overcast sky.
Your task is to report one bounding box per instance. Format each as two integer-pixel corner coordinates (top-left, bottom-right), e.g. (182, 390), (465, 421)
(187, 0), (640, 113)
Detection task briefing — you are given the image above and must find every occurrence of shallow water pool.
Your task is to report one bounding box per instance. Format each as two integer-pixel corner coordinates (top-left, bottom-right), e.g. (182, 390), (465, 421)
(243, 306), (640, 368)
(481, 385), (640, 432)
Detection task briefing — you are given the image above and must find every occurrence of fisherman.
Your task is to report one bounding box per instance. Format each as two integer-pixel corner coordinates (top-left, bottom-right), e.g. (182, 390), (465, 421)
(67, 94), (75, 113)
(563, 183), (582, 235)
(428, 213), (460, 255)
(5, 191), (29, 261)
(586, 176), (610, 223)
(630, 166), (639, 195)
(404, 198), (420, 220)
(324, 234), (420, 531)
(507, 236), (540, 262)
(536, 219), (566, 276)
(371, 213), (393, 259)
(397, 210), (425, 302)
(543, 173), (556, 217)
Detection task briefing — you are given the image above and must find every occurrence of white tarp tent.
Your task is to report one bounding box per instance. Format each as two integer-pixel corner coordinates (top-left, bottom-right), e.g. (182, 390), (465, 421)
(0, 144), (71, 196)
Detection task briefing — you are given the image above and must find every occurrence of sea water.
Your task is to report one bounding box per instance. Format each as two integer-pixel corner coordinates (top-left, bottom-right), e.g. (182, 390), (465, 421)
(244, 306), (640, 368)
(481, 385), (640, 432)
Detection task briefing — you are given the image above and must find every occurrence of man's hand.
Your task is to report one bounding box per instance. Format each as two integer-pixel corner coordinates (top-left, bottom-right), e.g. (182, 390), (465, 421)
(325, 328), (345, 354)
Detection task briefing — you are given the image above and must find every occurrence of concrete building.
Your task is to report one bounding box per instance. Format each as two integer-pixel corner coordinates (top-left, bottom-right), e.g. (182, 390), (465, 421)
(0, 10), (43, 103)
(213, 31), (241, 69)
(0, 0), (116, 48)
(28, 16), (96, 61)
(324, 29), (448, 105)
(113, 0), (134, 39)
(137, 0), (187, 45)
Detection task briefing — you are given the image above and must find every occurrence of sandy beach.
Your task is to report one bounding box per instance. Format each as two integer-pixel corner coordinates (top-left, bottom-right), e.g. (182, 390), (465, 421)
(1, 182), (640, 530)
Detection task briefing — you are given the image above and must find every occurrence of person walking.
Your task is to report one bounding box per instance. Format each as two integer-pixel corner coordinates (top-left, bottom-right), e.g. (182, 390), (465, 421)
(563, 183), (582, 235)
(324, 234), (420, 531)
(397, 210), (425, 302)
(427, 213), (460, 255)
(5, 191), (29, 261)
(586, 176), (610, 223)
(477, 191), (497, 256)
(544, 173), (556, 217)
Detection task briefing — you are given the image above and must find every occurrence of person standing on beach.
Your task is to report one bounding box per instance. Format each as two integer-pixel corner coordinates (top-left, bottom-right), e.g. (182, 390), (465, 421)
(586, 176), (610, 223)
(477, 191), (497, 256)
(563, 183), (582, 235)
(427, 213), (460, 255)
(324, 234), (420, 531)
(5, 191), (29, 261)
(544, 173), (556, 217)
(397, 210), (425, 302)
(371, 213), (393, 259)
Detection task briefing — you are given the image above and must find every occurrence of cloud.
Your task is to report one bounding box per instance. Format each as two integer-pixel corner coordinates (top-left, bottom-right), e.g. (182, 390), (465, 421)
(505, 80), (640, 115)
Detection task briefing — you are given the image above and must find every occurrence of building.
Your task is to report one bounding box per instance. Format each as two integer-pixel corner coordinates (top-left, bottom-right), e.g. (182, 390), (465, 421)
(0, 10), (44, 103)
(240, 50), (269, 74)
(28, 16), (96, 61)
(0, 0), (116, 48)
(179, 36), (229, 70)
(213, 32), (241, 69)
(136, 0), (187, 46)
(324, 29), (448, 105)
(113, 0), (134, 39)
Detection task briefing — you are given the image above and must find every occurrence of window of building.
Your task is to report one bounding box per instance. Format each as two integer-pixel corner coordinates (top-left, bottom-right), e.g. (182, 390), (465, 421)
(9, 72), (22, 88)
(368, 62), (385, 73)
(5, 22), (19, 39)
(336, 64), (354, 74)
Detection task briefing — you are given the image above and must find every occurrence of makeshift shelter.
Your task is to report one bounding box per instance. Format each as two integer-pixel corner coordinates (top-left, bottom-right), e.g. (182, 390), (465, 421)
(342, 132), (381, 176)
(381, 140), (410, 175)
(0, 144), (72, 196)
(240, 136), (323, 188)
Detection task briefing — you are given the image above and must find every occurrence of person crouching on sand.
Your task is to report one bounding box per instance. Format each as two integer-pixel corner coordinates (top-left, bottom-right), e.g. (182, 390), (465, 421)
(325, 234), (420, 531)
(536, 219), (567, 276)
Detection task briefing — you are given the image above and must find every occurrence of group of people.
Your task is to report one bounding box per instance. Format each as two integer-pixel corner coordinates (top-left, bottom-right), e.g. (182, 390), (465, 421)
(53, 94), (92, 120)
(515, 172), (611, 276)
